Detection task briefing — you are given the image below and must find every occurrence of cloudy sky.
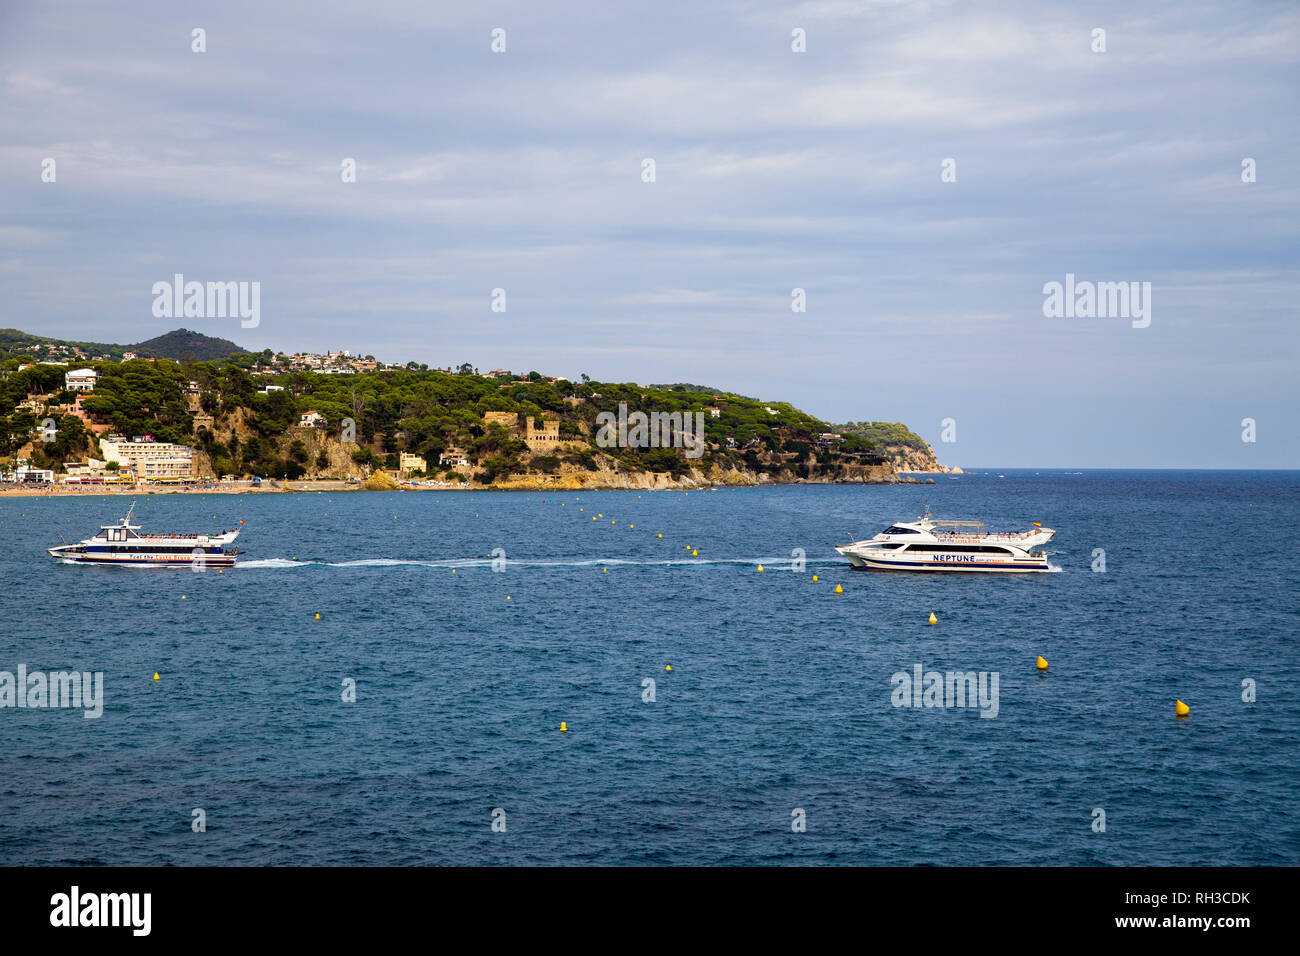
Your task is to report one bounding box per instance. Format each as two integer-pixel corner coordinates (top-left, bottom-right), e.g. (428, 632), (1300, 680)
(2, 0), (1297, 466)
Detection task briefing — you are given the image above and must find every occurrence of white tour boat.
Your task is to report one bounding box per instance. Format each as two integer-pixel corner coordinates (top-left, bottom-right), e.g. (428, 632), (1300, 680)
(47, 503), (240, 568)
(836, 516), (1055, 573)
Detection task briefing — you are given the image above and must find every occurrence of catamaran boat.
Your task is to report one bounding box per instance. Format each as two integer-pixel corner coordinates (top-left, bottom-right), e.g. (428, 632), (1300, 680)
(47, 502), (240, 568)
(836, 516), (1055, 573)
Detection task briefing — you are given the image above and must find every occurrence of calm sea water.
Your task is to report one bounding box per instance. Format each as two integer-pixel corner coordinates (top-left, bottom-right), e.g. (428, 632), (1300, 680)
(2, 471), (1297, 866)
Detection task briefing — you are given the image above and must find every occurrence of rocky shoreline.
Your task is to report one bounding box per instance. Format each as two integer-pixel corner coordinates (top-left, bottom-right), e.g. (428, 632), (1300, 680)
(2, 461), (942, 497)
(880, 442), (961, 475)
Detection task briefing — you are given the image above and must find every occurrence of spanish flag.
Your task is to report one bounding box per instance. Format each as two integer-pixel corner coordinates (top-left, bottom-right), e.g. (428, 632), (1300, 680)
(1033, 522), (1041, 527)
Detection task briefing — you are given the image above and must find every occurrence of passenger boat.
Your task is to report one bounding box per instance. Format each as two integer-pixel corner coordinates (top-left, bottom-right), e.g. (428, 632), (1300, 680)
(836, 516), (1054, 573)
(47, 502), (239, 567)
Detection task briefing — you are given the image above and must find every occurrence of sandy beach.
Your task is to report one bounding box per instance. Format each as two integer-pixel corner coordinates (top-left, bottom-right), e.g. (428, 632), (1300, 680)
(0, 479), (371, 497)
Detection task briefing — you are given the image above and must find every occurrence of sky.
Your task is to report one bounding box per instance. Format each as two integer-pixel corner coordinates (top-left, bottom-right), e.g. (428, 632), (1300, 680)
(1, 0), (1297, 467)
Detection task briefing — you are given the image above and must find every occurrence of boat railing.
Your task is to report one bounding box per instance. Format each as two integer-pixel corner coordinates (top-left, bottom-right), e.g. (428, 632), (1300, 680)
(933, 531), (1029, 541)
(125, 531), (238, 541)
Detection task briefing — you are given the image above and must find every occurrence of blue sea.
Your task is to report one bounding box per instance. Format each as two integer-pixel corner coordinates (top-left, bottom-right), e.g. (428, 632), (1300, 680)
(2, 471), (1297, 866)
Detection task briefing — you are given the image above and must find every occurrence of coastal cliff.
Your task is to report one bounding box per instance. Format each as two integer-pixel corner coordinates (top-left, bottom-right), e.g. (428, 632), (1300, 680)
(838, 421), (960, 475)
(2, 330), (940, 490)
(471, 454), (902, 491)
(882, 442), (961, 475)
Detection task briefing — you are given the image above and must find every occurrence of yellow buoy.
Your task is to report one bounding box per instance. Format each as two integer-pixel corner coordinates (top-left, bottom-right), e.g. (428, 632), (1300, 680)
(451, 569), (456, 573)
(612, 519), (616, 524)
(928, 612), (937, 625)
(1036, 655), (1048, 671)
(665, 665), (671, 671)
(181, 595), (186, 600)
(691, 549), (698, 556)
(603, 567), (607, 573)
(658, 534), (662, 539)
(506, 595), (511, 600)
(834, 584), (843, 594)
(757, 564), (764, 572)
(1175, 699), (1190, 717)
(560, 722), (567, 732)
(630, 524), (634, 529)
(153, 672), (160, 682)
(315, 612), (320, 620)
(812, 574), (818, 582)
(593, 517), (597, 520)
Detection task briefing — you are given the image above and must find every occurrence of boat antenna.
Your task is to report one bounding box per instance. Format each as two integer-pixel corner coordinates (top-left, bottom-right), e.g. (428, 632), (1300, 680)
(125, 498), (136, 524)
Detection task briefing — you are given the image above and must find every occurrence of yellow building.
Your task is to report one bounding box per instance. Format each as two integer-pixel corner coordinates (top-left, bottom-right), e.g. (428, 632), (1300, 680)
(523, 416), (563, 451)
(398, 452), (427, 475)
(479, 411), (575, 453)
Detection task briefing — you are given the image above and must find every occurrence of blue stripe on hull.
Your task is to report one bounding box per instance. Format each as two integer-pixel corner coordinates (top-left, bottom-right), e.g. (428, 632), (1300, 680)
(65, 555), (236, 567)
(849, 560), (1046, 573)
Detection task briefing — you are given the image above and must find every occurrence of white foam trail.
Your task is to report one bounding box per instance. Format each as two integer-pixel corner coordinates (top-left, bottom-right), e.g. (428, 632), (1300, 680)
(238, 556), (841, 570)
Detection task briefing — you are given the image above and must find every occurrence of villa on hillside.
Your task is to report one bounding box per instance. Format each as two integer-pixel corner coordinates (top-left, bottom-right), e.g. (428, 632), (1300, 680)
(398, 452), (427, 475)
(439, 447), (469, 468)
(65, 368), (98, 391)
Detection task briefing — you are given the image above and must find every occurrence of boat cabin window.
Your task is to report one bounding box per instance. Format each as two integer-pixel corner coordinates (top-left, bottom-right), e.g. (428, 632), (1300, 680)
(884, 526), (918, 534)
(901, 544), (1014, 555)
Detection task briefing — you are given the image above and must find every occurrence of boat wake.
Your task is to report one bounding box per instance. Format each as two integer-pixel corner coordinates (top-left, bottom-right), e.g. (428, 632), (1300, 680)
(237, 556), (842, 571)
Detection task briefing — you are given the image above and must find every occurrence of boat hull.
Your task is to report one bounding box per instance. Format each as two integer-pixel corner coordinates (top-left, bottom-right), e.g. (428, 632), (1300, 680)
(48, 548), (237, 568)
(848, 559), (1049, 573)
(838, 549), (1050, 573)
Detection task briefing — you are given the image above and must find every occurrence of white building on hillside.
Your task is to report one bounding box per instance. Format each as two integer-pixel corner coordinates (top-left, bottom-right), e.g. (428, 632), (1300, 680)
(65, 368), (98, 391)
(98, 435), (195, 478)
